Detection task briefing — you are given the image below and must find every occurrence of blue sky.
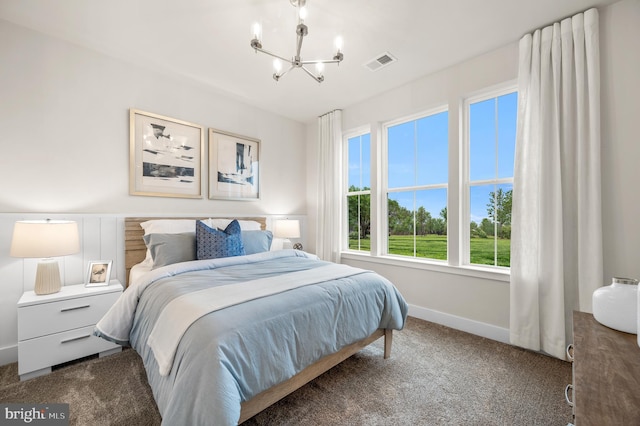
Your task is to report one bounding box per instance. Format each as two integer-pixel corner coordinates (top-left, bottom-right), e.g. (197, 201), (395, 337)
(348, 91), (517, 224)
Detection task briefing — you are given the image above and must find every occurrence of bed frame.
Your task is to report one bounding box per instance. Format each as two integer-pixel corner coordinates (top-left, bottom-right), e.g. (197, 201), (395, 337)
(123, 216), (393, 424)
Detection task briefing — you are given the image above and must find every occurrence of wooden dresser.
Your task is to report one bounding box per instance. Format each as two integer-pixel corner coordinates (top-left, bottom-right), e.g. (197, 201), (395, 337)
(571, 311), (640, 425)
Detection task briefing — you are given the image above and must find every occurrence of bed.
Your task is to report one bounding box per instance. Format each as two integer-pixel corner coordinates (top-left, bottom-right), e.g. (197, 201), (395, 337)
(96, 217), (408, 425)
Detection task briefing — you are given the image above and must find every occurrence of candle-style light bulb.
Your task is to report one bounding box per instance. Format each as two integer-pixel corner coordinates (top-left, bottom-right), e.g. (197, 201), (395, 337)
(333, 36), (344, 62)
(299, 6), (308, 21)
(315, 62), (325, 74)
(252, 23), (262, 41)
(273, 59), (282, 74)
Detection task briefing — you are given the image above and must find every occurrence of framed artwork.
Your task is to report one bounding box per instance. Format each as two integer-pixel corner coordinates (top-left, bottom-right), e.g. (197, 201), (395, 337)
(208, 128), (260, 200)
(130, 109), (204, 198)
(85, 260), (112, 287)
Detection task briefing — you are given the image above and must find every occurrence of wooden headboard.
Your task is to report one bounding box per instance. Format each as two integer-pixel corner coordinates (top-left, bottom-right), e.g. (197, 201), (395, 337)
(124, 217), (267, 287)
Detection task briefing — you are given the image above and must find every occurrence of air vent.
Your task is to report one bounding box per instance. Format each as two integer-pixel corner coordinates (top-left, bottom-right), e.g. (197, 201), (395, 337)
(363, 52), (397, 72)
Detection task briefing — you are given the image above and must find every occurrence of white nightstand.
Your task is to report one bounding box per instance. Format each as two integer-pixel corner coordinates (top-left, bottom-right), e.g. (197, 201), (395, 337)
(17, 280), (123, 381)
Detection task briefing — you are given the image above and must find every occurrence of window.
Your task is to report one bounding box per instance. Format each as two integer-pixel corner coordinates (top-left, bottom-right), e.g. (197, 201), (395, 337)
(466, 89), (517, 267)
(345, 132), (371, 252)
(341, 83), (517, 275)
(385, 109), (448, 260)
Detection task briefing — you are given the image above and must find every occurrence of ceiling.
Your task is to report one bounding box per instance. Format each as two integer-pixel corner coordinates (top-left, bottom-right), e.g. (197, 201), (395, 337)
(0, 0), (618, 123)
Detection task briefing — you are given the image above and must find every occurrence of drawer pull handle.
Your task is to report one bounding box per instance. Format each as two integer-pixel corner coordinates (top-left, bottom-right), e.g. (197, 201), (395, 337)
(61, 334), (92, 344)
(565, 384), (574, 407)
(60, 305), (90, 312)
(566, 344), (574, 362)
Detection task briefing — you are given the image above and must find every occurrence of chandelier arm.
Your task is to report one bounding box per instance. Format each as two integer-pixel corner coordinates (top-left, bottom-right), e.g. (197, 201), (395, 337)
(253, 46), (294, 65)
(300, 58), (342, 65)
(295, 28), (305, 59)
(274, 64), (296, 81)
(300, 65), (324, 82)
(278, 64), (295, 78)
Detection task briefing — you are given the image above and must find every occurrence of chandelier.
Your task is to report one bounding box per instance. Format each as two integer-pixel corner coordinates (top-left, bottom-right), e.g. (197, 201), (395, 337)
(250, 0), (344, 83)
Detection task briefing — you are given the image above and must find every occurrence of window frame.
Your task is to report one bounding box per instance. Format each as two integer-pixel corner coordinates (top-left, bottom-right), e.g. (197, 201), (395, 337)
(342, 126), (371, 253)
(382, 105), (449, 260)
(461, 83), (517, 269)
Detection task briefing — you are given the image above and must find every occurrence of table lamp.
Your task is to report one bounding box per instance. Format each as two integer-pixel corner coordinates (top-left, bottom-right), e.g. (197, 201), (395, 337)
(273, 219), (302, 250)
(10, 219), (80, 295)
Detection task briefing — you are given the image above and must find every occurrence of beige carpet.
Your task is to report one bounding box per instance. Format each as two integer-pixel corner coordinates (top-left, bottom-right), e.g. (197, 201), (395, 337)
(0, 349), (161, 425)
(0, 317), (572, 425)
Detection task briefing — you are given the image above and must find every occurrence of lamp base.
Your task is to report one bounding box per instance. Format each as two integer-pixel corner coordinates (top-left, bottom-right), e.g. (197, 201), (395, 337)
(34, 259), (62, 295)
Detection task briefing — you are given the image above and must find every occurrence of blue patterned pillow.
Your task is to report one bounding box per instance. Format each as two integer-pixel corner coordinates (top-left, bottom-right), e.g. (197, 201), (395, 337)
(196, 219), (245, 260)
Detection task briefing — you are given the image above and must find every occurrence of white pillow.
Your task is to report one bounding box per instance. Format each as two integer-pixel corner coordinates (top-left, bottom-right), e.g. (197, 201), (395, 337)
(140, 219), (197, 235)
(207, 218), (262, 231)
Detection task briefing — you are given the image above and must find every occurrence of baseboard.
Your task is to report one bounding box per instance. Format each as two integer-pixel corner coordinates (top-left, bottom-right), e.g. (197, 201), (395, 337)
(408, 304), (510, 344)
(0, 344), (18, 367)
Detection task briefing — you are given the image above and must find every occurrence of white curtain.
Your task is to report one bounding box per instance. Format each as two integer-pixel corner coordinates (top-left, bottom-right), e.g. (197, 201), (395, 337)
(510, 8), (602, 359)
(316, 110), (342, 263)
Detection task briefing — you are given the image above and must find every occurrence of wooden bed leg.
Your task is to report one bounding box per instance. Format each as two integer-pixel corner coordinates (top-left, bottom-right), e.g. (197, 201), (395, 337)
(384, 329), (392, 359)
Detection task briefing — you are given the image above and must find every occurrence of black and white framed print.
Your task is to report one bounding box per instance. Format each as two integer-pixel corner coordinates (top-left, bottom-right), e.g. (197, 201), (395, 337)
(208, 128), (260, 200)
(130, 109), (204, 198)
(85, 260), (112, 287)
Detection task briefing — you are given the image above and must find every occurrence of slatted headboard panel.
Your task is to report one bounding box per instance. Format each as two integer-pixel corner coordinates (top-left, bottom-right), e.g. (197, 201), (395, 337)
(124, 217), (267, 287)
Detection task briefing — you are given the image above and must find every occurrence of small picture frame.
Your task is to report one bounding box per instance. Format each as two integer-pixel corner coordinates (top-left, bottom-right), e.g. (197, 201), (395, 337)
(85, 261), (112, 287)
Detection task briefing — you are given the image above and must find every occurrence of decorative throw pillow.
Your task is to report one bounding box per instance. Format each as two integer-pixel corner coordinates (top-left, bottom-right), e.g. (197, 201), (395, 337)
(196, 219), (245, 260)
(241, 230), (273, 255)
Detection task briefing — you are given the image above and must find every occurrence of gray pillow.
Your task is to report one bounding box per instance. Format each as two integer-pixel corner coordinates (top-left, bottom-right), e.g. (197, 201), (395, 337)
(143, 232), (196, 269)
(241, 230), (273, 255)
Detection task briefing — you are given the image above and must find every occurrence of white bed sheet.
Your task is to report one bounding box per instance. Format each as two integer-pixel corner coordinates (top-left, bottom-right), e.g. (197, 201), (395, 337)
(129, 260), (153, 287)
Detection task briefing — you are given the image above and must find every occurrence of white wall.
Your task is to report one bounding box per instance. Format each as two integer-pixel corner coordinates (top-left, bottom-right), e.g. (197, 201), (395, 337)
(0, 19), (308, 365)
(0, 19), (307, 215)
(599, 0), (640, 283)
(307, 0), (640, 340)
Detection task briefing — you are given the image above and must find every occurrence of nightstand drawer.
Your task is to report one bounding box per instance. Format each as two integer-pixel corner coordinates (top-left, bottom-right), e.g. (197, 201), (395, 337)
(18, 291), (120, 340)
(18, 325), (120, 375)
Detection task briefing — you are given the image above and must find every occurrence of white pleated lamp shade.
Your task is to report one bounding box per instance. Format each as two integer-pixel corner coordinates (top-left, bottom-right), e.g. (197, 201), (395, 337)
(10, 220), (80, 295)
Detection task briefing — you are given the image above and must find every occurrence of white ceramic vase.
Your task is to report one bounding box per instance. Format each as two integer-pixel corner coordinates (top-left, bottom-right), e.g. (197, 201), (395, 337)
(592, 277), (638, 334)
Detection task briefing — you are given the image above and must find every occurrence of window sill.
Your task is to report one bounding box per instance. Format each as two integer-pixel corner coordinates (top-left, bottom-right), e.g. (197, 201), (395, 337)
(340, 251), (510, 283)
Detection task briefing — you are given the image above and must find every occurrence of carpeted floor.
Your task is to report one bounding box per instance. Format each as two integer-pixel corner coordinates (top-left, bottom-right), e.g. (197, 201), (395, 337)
(0, 317), (573, 425)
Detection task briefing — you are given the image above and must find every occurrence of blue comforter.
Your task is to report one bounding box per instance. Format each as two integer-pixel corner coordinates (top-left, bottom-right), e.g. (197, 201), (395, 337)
(106, 250), (408, 425)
